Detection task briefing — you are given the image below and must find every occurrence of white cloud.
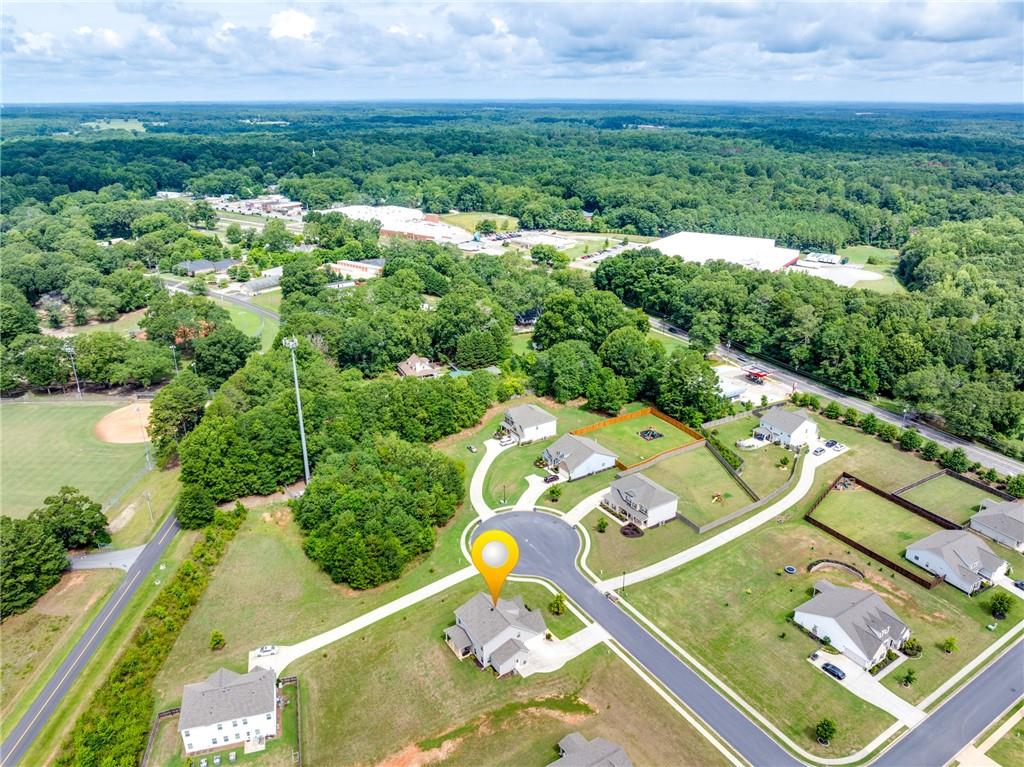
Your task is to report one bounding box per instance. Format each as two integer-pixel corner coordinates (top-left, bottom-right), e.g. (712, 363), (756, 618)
(269, 9), (315, 41)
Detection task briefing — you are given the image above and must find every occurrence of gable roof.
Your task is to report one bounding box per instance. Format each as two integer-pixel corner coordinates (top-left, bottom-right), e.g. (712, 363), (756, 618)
(455, 592), (546, 646)
(609, 473), (677, 510)
(908, 530), (1006, 582)
(797, 581), (908, 663)
(397, 354), (440, 376)
(544, 434), (617, 474)
(550, 732), (632, 767)
(505, 404), (556, 430)
(179, 666), (276, 730)
(974, 500), (1024, 542)
(489, 637), (528, 667)
(759, 407), (814, 435)
(176, 259), (215, 272)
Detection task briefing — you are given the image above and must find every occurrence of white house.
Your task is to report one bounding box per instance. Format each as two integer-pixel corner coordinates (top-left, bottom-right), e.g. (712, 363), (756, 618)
(793, 581), (911, 669)
(178, 667), (277, 755)
(969, 500), (1024, 552)
(906, 530), (1009, 594)
(445, 592), (547, 676)
(603, 473), (678, 528)
(754, 408), (819, 449)
(547, 732), (632, 767)
(542, 434), (618, 481)
(503, 404), (557, 443)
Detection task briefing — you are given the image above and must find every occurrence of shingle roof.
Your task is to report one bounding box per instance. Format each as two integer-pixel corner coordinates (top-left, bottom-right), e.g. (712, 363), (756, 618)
(178, 666), (276, 731)
(176, 259), (215, 272)
(609, 474), (677, 511)
(797, 581), (908, 663)
(489, 638), (527, 667)
(759, 407), (813, 435)
(549, 733), (632, 767)
(444, 625), (471, 651)
(544, 434), (617, 474)
(908, 530), (1006, 582)
(454, 592), (546, 646)
(505, 404), (556, 431)
(973, 501), (1024, 543)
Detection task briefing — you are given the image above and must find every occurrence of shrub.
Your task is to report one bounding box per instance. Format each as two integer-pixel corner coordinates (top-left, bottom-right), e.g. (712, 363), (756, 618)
(548, 593), (567, 616)
(898, 428), (923, 452)
(210, 630), (226, 650)
(921, 440), (941, 461)
(596, 517), (609, 533)
(877, 422), (900, 442)
(901, 668), (917, 687)
(549, 484), (563, 502)
(1006, 474), (1024, 498)
(901, 637), (923, 657)
(842, 407), (860, 426)
(940, 447), (970, 473)
(988, 592), (1014, 619)
(940, 636), (957, 654)
(704, 431), (743, 471)
(823, 401), (843, 419)
(815, 718), (837, 744)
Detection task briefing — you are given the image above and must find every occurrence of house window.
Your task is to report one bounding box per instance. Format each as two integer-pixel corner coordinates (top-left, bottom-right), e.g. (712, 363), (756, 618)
(187, 744), (192, 751)
(217, 723), (223, 730)
(242, 718), (247, 725)
(235, 733), (240, 740)
(184, 730), (190, 737)
(266, 713), (272, 720)
(232, 720), (238, 727)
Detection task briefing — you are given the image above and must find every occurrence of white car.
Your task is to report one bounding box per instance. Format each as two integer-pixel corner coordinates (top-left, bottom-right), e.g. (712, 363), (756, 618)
(832, 443), (845, 452)
(255, 645), (278, 657)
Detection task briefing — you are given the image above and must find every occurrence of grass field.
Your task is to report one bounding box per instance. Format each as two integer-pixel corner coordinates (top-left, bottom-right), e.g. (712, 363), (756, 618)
(710, 416), (794, 497)
(581, 415), (698, 467)
(60, 308), (147, 336)
(583, 510), (702, 577)
(440, 211), (519, 232)
(248, 289), (282, 314)
(209, 296), (280, 353)
(510, 332), (534, 356)
(838, 245), (905, 294)
(107, 466), (181, 548)
(899, 474), (1001, 525)
(0, 569), (120, 732)
(642, 447), (750, 526)
(649, 327), (690, 357)
(0, 402), (149, 517)
(292, 578), (728, 767)
(986, 714), (1024, 767)
(81, 118), (145, 132)
(812, 484), (943, 563)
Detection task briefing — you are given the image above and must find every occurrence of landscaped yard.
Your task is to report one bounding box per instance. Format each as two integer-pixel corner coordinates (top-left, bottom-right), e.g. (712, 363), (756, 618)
(899, 474), (1002, 525)
(292, 578), (728, 767)
(642, 447), (751, 527)
(582, 509), (702, 578)
(0, 402), (149, 517)
(580, 414), (698, 468)
(811, 484), (943, 563)
(986, 709), (1024, 767)
(710, 415), (795, 497)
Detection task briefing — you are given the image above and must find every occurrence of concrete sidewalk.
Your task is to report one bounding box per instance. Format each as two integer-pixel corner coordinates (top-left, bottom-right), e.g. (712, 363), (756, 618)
(562, 488), (610, 526)
(514, 473), (558, 511)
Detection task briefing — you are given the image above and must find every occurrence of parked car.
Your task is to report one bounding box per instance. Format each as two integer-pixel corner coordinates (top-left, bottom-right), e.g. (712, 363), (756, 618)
(544, 474), (560, 484)
(832, 443), (845, 451)
(604, 591), (620, 603)
(1014, 580), (1024, 592)
(821, 662), (846, 681)
(256, 645), (278, 657)
(467, 445), (478, 453)
(824, 440), (838, 448)
(813, 447), (825, 456)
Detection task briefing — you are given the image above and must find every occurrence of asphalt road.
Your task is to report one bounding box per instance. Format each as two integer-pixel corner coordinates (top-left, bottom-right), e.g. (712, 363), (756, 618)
(0, 513), (180, 767)
(648, 317), (1024, 477)
(161, 277), (281, 323)
(476, 512), (1024, 767)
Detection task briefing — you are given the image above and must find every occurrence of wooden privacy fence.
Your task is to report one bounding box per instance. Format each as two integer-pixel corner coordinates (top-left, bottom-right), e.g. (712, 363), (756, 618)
(895, 469), (1016, 503)
(573, 407), (705, 471)
(140, 707), (180, 767)
(848, 473), (962, 530)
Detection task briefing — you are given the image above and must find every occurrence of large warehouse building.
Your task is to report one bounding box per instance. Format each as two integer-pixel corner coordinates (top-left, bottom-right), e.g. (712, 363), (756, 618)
(649, 231), (800, 272)
(327, 205), (474, 245)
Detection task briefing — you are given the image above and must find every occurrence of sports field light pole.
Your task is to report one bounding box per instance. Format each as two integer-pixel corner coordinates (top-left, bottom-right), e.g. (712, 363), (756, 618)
(62, 341), (82, 400)
(283, 337), (311, 483)
(169, 344), (179, 373)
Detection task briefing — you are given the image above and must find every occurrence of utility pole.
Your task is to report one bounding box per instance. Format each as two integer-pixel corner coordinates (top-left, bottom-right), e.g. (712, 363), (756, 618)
(169, 344), (179, 373)
(144, 490), (154, 524)
(62, 341), (82, 399)
(283, 337), (311, 483)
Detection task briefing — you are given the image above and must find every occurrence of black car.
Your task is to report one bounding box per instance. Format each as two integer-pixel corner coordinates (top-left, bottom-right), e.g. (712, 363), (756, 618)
(544, 474), (560, 484)
(824, 439), (838, 448)
(821, 662), (846, 681)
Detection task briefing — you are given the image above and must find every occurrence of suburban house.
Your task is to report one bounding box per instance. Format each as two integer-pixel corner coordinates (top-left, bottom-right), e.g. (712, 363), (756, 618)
(906, 530), (1009, 594)
(793, 580), (911, 669)
(503, 404), (557, 443)
(397, 354), (443, 378)
(327, 258), (386, 280)
(547, 732), (632, 767)
(542, 434), (618, 481)
(969, 500), (1024, 552)
(445, 592), (547, 676)
(602, 473), (678, 528)
(178, 666), (277, 755)
(175, 258), (241, 277)
(754, 408), (819, 449)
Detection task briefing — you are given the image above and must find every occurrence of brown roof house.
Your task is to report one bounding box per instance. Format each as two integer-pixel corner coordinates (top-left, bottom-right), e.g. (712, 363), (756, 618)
(397, 354), (443, 378)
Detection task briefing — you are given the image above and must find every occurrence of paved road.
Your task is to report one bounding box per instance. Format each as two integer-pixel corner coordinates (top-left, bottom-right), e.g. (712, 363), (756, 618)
(0, 513), (180, 767)
(477, 511), (1024, 767)
(648, 317), (1024, 477)
(161, 277), (281, 323)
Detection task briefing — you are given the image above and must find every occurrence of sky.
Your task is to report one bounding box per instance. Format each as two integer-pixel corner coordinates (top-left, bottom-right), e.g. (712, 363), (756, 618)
(2, 1), (1022, 104)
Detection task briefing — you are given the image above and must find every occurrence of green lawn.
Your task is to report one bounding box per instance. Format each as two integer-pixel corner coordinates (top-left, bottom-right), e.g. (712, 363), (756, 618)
(628, 520), (896, 757)
(649, 327), (689, 357)
(292, 578), (728, 767)
(440, 211), (519, 232)
(642, 448), (750, 526)
(81, 118), (145, 132)
(582, 510), (703, 578)
(710, 416), (794, 497)
(812, 484), (943, 563)
(248, 289), (282, 315)
(0, 402), (149, 517)
(987, 717), (1024, 767)
(838, 245), (905, 294)
(210, 296), (280, 353)
(61, 308), (147, 336)
(582, 415), (698, 467)
(107, 466), (181, 548)
(899, 474), (1001, 525)
(510, 332), (534, 356)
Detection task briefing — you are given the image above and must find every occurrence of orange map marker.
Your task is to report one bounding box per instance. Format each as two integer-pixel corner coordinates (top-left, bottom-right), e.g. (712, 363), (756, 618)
(471, 530), (519, 606)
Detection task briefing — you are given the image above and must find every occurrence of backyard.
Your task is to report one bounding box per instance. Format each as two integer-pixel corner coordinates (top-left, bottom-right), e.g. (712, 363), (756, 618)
(642, 447), (752, 527)
(292, 578), (728, 767)
(579, 413), (699, 468)
(710, 415), (796, 497)
(898, 474), (1002, 525)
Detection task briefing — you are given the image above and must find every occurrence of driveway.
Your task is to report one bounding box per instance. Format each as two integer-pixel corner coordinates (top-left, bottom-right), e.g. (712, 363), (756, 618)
(469, 438), (512, 519)
(69, 545), (146, 572)
(806, 653), (924, 727)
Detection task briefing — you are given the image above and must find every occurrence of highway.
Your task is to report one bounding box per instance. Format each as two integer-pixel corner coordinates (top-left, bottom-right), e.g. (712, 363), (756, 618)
(0, 513), (181, 767)
(648, 317), (1024, 477)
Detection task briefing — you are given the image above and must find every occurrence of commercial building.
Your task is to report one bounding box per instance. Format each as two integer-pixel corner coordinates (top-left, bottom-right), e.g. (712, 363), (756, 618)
(327, 258), (386, 279)
(178, 667), (277, 755)
(649, 230), (800, 272)
(328, 205), (474, 245)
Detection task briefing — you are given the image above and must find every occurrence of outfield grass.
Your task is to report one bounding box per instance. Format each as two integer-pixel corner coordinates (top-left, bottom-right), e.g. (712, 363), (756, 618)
(0, 569), (120, 736)
(582, 415), (698, 467)
(710, 416), (794, 497)
(248, 289), (282, 314)
(210, 296), (280, 352)
(292, 578), (728, 767)
(440, 211), (518, 232)
(0, 402), (149, 517)
(899, 474), (1001, 525)
(812, 485), (943, 563)
(642, 448), (750, 526)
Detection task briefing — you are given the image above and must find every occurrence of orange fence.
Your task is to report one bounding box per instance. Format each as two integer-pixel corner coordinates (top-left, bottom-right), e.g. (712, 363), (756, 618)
(572, 407), (706, 471)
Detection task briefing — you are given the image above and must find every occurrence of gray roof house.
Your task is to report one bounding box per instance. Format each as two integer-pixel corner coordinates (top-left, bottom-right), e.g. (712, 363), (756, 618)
(970, 500), (1024, 552)
(542, 434), (618, 481)
(793, 580), (910, 668)
(178, 666), (277, 754)
(603, 473), (678, 528)
(445, 592), (547, 676)
(755, 407), (819, 448)
(547, 732), (632, 767)
(503, 404), (557, 443)
(906, 530), (1009, 594)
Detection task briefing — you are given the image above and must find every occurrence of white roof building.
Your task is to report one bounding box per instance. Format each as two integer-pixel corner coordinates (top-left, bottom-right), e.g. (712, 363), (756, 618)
(503, 404), (557, 443)
(328, 205), (474, 245)
(649, 231), (800, 272)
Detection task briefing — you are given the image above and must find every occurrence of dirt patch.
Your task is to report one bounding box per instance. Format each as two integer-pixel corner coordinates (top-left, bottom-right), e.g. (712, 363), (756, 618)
(93, 402), (151, 443)
(375, 739), (462, 767)
(261, 508), (293, 527)
(108, 502), (137, 532)
(221, 480), (306, 510)
(51, 571), (87, 596)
